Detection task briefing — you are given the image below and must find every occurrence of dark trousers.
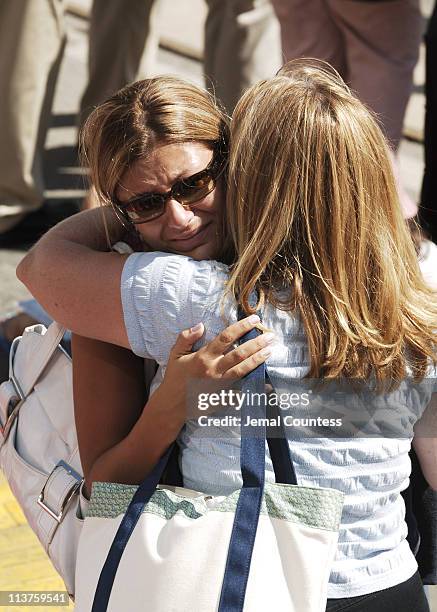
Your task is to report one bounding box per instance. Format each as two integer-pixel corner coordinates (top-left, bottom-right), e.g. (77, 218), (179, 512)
(420, 2), (437, 242)
(325, 571), (429, 612)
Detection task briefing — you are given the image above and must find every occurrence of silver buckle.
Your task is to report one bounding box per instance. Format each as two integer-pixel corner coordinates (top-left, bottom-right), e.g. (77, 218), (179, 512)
(37, 460), (83, 524)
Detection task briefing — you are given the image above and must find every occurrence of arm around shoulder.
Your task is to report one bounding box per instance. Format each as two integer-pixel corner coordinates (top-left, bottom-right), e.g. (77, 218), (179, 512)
(16, 209), (130, 347)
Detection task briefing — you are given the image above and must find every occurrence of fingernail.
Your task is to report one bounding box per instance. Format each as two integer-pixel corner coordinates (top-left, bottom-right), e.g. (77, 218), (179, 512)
(261, 347), (272, 358)
(248, 314), (260, 324)
(190, 323), (203, 332)
(262, 332), (275, 344)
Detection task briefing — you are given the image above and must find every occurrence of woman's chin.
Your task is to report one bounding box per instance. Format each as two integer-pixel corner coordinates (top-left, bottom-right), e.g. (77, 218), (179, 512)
(144, 225), (219, 260)
(177, 227), (219, 261)
(183, 242), (217, 261)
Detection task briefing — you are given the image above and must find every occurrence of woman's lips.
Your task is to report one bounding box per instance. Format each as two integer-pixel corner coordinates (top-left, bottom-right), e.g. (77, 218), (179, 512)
(170, 223), (212, 250)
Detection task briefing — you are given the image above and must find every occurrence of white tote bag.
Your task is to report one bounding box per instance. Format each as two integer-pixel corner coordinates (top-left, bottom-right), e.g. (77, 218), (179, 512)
(0, 322), (84, 598)
(75, 324), (344, 612)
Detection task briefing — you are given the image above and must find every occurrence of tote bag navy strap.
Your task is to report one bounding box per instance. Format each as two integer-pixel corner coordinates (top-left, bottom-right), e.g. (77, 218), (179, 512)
(266, 375), (297, 486)
(218, 324), (267, 612)
(218, 310), (297, 611)
(91, 444), (173, 612)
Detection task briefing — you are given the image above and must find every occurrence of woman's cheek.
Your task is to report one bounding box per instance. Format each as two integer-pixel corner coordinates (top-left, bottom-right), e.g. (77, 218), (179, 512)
(211, 182), (225, 211)
(136, 225), (165, 250)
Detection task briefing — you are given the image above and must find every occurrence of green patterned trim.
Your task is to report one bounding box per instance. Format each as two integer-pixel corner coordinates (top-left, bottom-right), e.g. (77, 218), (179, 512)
(87, 484), (204, 522)
(263, 483), (343, 531)
(87, 482), (343, 531)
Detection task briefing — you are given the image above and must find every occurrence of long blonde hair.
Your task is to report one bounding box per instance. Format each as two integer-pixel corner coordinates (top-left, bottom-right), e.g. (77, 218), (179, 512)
(225, 60), (437, 385)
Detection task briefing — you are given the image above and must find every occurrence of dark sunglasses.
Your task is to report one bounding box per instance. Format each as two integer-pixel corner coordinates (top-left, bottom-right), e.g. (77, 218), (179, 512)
(113, 150), (227, 224)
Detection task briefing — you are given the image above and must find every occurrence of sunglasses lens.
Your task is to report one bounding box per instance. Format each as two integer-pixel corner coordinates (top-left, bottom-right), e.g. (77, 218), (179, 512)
(177, 173), (216, 204)
(124, 194), (165, 222)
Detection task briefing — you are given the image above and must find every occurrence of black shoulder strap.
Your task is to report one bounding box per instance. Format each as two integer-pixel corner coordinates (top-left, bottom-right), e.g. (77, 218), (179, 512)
(265, 372), (297, 485)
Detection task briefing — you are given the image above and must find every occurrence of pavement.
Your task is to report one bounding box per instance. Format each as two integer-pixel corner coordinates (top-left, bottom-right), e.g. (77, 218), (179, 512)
(0, 1), (436, 609)
(0, 475), (74, 611)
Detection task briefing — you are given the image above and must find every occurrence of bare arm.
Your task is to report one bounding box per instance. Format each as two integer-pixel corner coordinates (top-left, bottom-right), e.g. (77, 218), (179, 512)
(72, 335), (148, 497)
(16, 208), (130, 346)
(413, 393), (437, 491)
(77, 316), (273, 497)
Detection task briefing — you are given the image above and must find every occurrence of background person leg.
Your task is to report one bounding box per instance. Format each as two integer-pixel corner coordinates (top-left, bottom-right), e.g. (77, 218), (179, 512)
(329, 0), (423, 150)
(270, 0), (347, 78)
(79, 0), (158, 125)
(204, 0), (282, 113)
(0, 0), (66, 234)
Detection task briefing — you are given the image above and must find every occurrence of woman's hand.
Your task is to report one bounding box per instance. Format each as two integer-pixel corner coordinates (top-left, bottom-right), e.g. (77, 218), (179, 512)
(154, 314), (275, 425)
(168, 314), (273, 379)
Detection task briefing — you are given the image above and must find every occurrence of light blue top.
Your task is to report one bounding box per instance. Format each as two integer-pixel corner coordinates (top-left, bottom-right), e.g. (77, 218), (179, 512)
(121, 252), (436, 598)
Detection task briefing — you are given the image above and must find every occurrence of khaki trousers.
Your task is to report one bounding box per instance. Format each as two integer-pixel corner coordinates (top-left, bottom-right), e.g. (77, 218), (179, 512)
(0, 0), (66, 232)
(79, 0), (159, 124)
(204, 0), (282, 111)
(79, 0), (282, 120)
(271, 0), (423, 149)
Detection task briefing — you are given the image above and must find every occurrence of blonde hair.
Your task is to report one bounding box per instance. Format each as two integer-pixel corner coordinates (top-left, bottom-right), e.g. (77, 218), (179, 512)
(80, 76), (229, 206)
(225, 59), (437, 385)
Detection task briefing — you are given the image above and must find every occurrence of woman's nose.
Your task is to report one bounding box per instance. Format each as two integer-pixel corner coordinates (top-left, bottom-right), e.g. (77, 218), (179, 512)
(165, 199), (194, 228)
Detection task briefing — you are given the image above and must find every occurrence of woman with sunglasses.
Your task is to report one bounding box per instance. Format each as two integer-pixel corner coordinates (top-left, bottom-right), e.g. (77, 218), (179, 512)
(18, 62), (437, 610)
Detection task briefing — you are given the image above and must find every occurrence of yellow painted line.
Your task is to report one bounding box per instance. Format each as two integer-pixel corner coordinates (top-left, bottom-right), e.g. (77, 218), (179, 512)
(0, 473), (74, 611)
